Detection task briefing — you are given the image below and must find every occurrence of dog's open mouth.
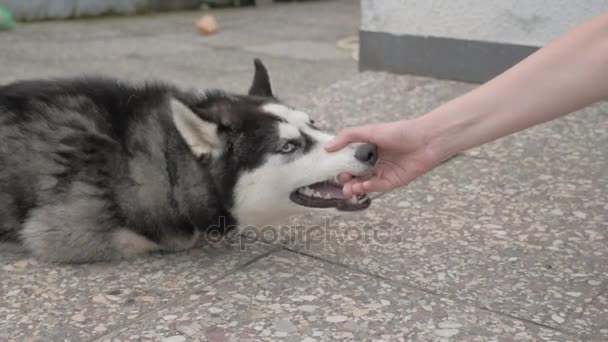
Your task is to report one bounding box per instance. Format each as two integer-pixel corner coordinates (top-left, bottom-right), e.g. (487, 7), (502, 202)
(290, 179), (371, 211)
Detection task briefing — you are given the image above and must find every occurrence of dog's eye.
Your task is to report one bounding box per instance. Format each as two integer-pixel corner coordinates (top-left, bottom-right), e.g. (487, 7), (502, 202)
(280, 142), (297, 154)
(309, 119), (315, 125)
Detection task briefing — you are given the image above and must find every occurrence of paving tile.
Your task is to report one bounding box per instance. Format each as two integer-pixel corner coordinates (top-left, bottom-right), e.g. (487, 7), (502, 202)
(0, 240), (273, 341)
(286, 72), (608, 339)
(102, 250), (568, 341)
(284, 159), (607, 338)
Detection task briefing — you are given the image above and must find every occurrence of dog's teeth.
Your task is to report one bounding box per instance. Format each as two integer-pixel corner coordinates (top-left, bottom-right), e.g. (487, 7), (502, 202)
(324, 193), (331, 199)
(313, 191), (322, 198)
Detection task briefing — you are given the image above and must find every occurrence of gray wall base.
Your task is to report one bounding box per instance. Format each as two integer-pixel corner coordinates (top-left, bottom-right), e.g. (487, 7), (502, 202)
(359, 30), (539, 83)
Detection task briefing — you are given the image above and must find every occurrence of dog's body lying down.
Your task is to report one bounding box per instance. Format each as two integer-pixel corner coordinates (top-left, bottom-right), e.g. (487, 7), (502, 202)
(0, 60), (378, 263)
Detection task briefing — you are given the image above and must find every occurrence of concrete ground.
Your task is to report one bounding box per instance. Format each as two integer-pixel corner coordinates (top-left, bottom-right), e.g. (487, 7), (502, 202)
(1, 1), (607, 341)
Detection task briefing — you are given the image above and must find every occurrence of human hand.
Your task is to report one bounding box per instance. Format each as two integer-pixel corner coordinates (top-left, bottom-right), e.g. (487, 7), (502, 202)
(325, 120), (440, 198)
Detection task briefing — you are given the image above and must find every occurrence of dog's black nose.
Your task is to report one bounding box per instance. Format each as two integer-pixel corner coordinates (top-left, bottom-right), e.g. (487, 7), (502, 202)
(355, 143), (378, 166)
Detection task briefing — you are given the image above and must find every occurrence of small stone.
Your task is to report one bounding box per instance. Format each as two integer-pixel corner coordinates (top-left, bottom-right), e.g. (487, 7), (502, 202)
(573, 211), (587, 219)
(163, 315), (178, 321)
(297, 305), (318, 313)
(176, 322), (198, 336)
(397, 201), (410, 208)
(268, 303), (282, 311)
(232, 294), (249, 301)
(551, 314), (565, 324)
(325, 315), (348, 323)
(380, 300), (390, 306)
(14, 260), (29, 268)
(71, 313), (86, 322)
(273, 319), (297, 333)
(300, 295), (317, 301)
(254, 294), (268, 301)
(551, 209), (563, 216)
(209, 307), (223, 314)
(196, 15), (219, 35)
(302, 337), (316, 342)
(6, 289), (20, 297)
(565, 292), (582, 298)
(92, 295), (107, 304)
(275, 331), (288, 338)
(437, 321), (463, 329)
(161, 336), (186, 342)
(434, 328), (459, 337)
(93, 325), (107, 332)
(105, 295), (121, 301)
(189, 294), (200, 300)
(140, 295), (155, 302)
(588, 280), (601, 286)
(352, 309), (369, 317)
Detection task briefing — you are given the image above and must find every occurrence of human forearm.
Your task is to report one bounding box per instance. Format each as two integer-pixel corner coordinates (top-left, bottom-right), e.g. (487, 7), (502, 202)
(417, 12), (608, 161)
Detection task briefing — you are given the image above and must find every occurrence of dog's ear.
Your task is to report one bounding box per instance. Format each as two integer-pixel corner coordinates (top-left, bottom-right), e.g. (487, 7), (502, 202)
(171, 98), (221, 158)
(248, 58), (273, 97)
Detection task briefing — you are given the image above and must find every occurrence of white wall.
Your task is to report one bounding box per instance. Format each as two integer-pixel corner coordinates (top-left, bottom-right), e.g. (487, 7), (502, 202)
(361, 0), (608, 46)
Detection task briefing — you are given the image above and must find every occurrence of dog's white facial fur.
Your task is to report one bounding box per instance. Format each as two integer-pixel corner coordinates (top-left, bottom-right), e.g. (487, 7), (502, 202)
(232, 103), (373, 227)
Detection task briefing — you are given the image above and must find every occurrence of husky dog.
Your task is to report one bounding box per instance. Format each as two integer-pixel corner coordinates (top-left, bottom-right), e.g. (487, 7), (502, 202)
(0, 59), (378, 263)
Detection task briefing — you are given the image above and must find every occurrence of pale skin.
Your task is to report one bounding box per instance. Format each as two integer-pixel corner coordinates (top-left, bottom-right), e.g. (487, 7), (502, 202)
(325, 12), (608, 198)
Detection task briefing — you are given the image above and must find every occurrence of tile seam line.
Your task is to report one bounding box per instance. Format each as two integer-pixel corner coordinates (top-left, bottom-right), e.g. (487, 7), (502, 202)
(89, 245), (282, 342)
(281, 246), (584, 339)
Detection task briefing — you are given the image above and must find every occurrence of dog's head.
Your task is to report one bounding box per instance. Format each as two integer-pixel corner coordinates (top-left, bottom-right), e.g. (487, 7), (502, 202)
(171, 59), (377, 226)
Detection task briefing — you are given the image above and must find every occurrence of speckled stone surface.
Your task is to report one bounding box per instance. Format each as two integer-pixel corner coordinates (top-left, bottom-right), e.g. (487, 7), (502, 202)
(0, 241), (275, 341)
(286, 72), (608, 340)
(102, 251), (567, 341)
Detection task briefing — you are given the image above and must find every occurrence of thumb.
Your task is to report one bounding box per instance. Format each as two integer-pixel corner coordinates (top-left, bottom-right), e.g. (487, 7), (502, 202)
(324, 126), (373, 152)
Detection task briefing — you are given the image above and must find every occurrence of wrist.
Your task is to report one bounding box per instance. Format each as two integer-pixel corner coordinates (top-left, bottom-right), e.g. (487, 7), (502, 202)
(411, 111), (459, 163)
(407, 116), (450, 166)
(413, 88), (504, 162)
